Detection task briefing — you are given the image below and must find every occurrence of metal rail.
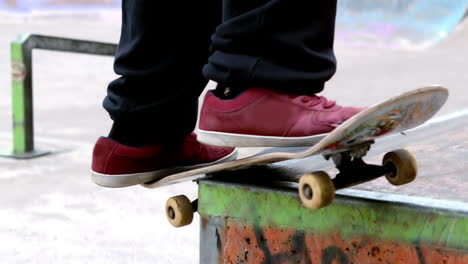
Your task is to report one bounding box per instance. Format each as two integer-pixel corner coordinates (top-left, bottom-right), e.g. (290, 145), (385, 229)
(1, 33), (117, 158)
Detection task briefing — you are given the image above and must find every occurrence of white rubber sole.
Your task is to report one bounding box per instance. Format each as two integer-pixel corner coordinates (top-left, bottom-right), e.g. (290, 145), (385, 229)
(197, 129), (327, 147)
(91, 149), (238, 188)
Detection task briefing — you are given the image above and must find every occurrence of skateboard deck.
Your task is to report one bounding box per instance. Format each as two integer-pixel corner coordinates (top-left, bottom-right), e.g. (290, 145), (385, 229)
(147, 86), (448, 227)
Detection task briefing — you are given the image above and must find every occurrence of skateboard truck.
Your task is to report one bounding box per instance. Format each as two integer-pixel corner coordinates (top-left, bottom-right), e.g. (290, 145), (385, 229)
(330, 151), (396, 190)
(299, 147), (418, 210)
(324, 140), (374, 160)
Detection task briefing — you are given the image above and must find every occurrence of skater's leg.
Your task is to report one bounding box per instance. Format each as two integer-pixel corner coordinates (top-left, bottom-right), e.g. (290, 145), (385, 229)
(204, 0), (337, 95)
(104, 0), (222, 146)
(92, 0), (236, 188)
(199, 0), (364, 147)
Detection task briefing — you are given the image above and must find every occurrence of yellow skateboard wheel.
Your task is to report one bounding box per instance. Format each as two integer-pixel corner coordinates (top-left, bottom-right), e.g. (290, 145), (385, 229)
(299, 171), (335, 209)
(165, 195), (194, 228)
(383, 149), (418, 186)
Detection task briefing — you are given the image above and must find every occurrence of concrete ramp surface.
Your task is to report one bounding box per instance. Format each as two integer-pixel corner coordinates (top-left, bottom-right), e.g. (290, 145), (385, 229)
(335, 0), (468, 48)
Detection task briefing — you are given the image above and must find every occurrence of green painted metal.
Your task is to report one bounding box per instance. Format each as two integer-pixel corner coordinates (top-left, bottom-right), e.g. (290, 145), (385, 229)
(198, 181), (468, 250)
(11, 33), (30, 154)
(1, 33), (117, 159)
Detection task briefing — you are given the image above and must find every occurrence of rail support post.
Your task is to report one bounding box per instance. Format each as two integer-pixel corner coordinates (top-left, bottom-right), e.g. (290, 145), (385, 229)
(0, 33), (117, 159)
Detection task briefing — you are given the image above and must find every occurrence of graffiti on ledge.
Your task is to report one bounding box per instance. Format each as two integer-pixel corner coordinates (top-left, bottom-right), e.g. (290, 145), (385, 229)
(216, 221), (467, 264)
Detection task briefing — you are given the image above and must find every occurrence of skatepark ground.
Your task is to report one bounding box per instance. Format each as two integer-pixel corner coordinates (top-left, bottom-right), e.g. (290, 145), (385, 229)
(0, 10), (467, 264)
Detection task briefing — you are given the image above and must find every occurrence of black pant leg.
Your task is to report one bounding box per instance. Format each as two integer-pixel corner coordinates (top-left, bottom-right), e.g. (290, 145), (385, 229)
(204, 0), (337, 95)
(104, 0), (221, 145)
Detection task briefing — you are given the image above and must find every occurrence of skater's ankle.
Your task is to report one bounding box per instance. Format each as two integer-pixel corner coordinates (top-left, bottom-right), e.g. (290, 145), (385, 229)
(107, 123), (154, 148)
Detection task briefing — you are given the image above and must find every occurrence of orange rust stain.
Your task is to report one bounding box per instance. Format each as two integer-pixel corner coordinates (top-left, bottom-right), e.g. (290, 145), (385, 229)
(221, 222), (265, 264)
(218, 221), (468, 264)
(201, 217), (208, 230)
(418, 244), (468, 264)
(261, 226), (297, 255)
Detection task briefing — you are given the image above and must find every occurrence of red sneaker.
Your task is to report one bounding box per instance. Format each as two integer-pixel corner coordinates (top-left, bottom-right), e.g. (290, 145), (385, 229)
(91, 132), (237, 188)
(198, 87), (363, 147)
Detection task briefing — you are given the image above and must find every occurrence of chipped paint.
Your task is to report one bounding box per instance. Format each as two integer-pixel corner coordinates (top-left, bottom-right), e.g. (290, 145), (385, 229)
(199, 181), (468, 263)
(204, 218), (468, 263)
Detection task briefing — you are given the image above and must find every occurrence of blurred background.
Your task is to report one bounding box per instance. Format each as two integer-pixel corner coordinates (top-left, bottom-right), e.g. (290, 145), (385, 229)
(0, 0), (119, 10)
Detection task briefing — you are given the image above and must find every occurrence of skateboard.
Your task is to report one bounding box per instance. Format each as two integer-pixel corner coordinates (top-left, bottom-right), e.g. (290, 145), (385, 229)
(143, 86), (448, 227)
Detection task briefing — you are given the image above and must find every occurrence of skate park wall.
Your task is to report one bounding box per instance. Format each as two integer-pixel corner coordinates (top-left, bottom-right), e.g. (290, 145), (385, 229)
(0, 0), (120, 11)
(1, 0), (467, 48)
(335, 0), (468, 48)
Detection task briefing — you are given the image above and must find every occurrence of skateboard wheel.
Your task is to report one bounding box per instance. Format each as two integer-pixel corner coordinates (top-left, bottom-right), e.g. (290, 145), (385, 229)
(165, 195), (194, 228)
(299, 171), (335, 209)
(383, 149), (418, 186)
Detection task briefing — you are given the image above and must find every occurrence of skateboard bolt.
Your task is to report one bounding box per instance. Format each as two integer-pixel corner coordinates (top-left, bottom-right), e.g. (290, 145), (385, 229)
(303, 184), (313, 200)
(168, 206), (176, 220)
